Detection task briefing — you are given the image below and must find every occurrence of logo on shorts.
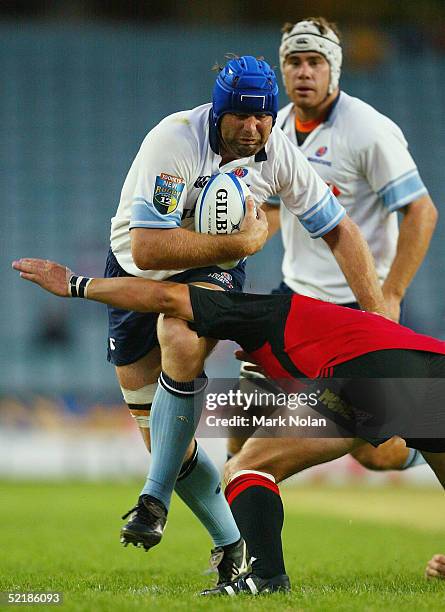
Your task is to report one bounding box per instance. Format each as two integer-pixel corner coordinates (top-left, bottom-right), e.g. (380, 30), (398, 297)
(109, 338), (116, 351)
(231, 167), (248, 178)
(208, 271), (234, 289)
(315, 146), (328, 157)
(153, 173), (185, 215)
(318, 388), (371, 424)
(318, 388), (353, 420)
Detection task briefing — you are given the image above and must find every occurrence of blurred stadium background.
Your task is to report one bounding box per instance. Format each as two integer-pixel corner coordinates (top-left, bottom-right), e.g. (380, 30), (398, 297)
(1, 1), (445, 485)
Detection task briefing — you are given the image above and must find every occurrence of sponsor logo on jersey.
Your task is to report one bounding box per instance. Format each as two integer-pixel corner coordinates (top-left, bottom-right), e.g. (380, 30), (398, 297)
(308, 156), (332, 167)
(194, 175), (211, 189)
(207, 271), (234, 289)
(315, 146), (328, 157)
(153, 172), (185, 215)
(231, 167), (248, 178)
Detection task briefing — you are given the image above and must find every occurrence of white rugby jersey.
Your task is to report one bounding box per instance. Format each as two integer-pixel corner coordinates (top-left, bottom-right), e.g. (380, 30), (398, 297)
(110, 103), (345, 280)
(275, 92), (428, 303)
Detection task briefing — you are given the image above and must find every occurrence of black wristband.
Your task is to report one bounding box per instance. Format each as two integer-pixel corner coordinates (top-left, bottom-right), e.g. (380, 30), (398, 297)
(69, 275), (92, 298)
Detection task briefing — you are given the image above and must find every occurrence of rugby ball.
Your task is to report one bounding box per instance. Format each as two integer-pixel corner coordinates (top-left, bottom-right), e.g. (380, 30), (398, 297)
(195, 172), (251, 270)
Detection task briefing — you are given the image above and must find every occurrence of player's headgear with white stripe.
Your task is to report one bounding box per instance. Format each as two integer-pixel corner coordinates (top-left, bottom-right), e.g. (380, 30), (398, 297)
(279, 20), (342, 95)
(212, 56), (279, 127)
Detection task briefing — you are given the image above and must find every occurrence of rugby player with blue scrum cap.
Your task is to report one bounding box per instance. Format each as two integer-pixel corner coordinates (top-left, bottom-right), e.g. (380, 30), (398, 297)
(12, 257), (445, 592)
(231, 17), (438, 474)
(34, 55), (387, 582)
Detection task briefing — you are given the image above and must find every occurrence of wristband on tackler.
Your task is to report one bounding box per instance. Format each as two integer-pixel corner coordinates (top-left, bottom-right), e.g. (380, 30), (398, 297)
(69, 275), (92, 298)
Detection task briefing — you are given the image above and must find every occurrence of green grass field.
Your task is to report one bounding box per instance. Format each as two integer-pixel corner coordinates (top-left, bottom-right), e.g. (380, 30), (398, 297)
(1, 481), (444, 611)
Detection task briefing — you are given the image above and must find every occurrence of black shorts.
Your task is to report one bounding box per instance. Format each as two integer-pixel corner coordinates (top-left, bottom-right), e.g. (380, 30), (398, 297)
(315, 350), (445, 453)
(105, 248), (246, 366)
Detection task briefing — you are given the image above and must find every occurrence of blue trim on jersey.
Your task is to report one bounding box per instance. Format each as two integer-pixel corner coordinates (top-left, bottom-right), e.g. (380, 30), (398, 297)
(298, 189), (346, 238)
(130, 198), (182, 230)
(378, 169), (427, 212)
(227, 173), (247, 215)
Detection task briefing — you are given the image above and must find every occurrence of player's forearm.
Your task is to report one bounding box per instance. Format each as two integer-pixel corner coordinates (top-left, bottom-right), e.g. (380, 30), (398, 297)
(86, 277), (193, 320)
(131, 227), (258, 270)
(323, 216), (386, 314)
(382, 196), (438, 299)
(86, 277), (168, 312)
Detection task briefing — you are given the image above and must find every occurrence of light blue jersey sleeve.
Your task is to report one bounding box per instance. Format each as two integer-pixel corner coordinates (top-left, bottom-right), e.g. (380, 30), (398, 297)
(359, 120), (428, 212)
(297, 189), (346, 238)
(377, 169), (428, 212)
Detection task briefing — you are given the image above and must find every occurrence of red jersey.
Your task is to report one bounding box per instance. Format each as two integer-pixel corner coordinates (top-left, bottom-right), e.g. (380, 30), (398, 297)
(250, 294), (445, 379)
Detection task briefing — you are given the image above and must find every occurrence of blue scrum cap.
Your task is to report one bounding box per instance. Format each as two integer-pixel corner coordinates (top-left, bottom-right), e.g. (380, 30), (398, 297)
(212, 56), (279, 127)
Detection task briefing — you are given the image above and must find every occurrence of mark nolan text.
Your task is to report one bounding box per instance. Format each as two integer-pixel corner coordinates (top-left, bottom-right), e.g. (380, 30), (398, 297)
(206, 415), (327, 428)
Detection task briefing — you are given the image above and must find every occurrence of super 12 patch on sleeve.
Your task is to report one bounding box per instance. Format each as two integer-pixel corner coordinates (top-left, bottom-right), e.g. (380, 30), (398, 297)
(153, 173), (185, 215)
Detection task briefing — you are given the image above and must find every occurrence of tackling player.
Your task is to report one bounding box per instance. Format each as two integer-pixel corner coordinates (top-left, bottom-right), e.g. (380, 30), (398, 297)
(102, 52), (387, 575)
(12, 256), (445, 594)
(230, 17), (438, 473)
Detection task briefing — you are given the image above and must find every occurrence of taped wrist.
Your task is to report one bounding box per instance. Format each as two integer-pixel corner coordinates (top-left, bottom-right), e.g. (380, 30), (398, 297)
(69, 275), (93, 298)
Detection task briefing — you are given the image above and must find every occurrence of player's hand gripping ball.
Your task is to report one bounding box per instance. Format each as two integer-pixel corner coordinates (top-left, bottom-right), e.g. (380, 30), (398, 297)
(195, 172), (252, 270)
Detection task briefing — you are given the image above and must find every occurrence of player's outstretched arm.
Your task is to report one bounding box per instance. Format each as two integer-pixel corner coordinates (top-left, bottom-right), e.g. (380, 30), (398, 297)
(11, 258), (194, 321)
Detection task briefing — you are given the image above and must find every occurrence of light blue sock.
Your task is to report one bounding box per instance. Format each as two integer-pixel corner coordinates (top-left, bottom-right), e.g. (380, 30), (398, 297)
(401, 448), (426, 470)
(141, 371), (206, 510)
(175, 443), (240, 547)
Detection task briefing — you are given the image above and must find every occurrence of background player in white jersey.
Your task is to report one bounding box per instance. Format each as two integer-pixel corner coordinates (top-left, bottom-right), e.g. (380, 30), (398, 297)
(230, 18), (438, 472)
(107, 54), (387, 569)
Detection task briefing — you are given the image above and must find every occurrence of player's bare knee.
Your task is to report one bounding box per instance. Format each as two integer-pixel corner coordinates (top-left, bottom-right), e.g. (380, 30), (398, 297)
(351, 439), (407, 471)
(158, 317), (207, 378)
(224, 443), (282, 484)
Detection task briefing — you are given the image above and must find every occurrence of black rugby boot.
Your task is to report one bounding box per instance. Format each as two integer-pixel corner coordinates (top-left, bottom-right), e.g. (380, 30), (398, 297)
(120, 495), (167, 551)
(200, 571), (291, 596)
(208, 538), (248, 585)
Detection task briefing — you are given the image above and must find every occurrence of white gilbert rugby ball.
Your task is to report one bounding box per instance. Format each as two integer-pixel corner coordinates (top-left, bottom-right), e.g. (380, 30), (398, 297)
(195, 172), (252, 270)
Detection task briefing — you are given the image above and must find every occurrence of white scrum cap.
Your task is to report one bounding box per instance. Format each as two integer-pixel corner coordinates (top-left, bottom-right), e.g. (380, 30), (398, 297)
(279, 20), (343, 95)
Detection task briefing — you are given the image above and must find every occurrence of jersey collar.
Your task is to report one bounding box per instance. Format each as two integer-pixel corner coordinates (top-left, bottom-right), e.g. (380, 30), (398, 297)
(283, 91), (342, 130)
(208, 109), (268, 162)
(322, 91), (341, 125)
